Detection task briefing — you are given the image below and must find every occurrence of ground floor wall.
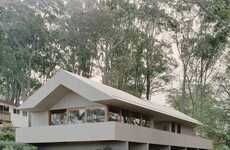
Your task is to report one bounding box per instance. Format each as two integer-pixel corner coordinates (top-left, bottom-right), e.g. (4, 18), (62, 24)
(36, 141), (209, 150)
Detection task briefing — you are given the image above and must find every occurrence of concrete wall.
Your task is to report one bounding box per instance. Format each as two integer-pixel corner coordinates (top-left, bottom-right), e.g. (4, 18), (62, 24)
(181, 126), (195, 136)
(51, 92), (103, 110)
(31, 111), (49, 127)
(9, 107), (28, 127)
(16, 122), (212, 150)
(37, 141), (128, 150)
(114, 122), (212, 149)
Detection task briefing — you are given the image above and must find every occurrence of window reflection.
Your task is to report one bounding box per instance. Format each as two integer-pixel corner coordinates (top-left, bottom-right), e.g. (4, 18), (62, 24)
(109, 106), (152, 128)
(69, 109), (86, 124)
(108, 107), (121, 122)
(49, 105), (153, 129)
(86, 107), (105, 122)
(141, 116), (151, 127)
(50, 109), (67, 125)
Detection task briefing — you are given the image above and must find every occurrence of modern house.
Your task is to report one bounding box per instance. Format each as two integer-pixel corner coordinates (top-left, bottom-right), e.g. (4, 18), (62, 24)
(16, 70), (212, 150)
(0, 99), (28, 127)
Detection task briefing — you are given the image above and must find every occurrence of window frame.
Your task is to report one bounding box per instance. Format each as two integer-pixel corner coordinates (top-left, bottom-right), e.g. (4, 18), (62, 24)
(49, 109), (67, 125)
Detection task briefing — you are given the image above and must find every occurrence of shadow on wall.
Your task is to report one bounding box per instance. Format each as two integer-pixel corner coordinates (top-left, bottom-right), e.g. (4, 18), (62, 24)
(96, 145), (112, 150)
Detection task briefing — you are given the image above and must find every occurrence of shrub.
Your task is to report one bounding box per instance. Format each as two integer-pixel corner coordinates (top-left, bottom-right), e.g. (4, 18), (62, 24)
(0, 141), (37, 150)
(0, 124), (37, 150)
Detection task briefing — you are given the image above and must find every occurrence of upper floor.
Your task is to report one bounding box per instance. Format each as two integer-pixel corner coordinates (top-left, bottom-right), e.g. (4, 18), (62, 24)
(29, 91), (195, 136)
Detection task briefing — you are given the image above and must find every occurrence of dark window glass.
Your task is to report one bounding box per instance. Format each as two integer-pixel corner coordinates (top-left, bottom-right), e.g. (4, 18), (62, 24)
(13, 109), (20, 114)
(22, 111), (27, 116)
(141, 116), (151, 127)
(177, 124), (181, 134)
(163, 124), (168, 131)
(50, 109), (67, 125)
(108, 106), (121, 122)
(0, 105), (3, 112)
(171, 122), (175, 132)
(4, 106), (9, 112)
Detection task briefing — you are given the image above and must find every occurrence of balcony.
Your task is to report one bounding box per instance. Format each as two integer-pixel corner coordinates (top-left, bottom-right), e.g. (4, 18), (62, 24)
(16, 122), (212, 149)
(0, 112), (11, 123)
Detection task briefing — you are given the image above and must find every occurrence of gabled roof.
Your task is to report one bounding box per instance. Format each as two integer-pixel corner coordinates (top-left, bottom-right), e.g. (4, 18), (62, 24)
(20, 69), (202, 126)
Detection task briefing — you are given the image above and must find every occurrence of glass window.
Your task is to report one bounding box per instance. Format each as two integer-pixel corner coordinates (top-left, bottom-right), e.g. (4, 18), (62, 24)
(4, 106), (9, 112)
(22, 111), (27, 116)
(109, 111), (121, 121)
(141, 116), (151, 127)
(86, 107), (105, 123)
(0, 105), (3, 112)
(13, 109), (20, 114)
(171, 122), (175, 133)
(121, 110), (131, 124)
(177, 124), (181, 134)
(108, 106), (121, 122)
(50, 109), (67, 125)
(130, 112), (141, 126)
(69, 109), (86, 124)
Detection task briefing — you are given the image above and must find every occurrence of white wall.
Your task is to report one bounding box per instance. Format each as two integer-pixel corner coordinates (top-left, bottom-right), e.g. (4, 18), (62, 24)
(9, 107), (28, 127)
(31, 111), (49, 127)
(51, 91), (103, 110)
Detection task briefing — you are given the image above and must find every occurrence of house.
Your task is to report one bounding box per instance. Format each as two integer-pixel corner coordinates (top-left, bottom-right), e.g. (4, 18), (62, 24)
(0, 99), (28, 127)
(16, 70), (212, 150)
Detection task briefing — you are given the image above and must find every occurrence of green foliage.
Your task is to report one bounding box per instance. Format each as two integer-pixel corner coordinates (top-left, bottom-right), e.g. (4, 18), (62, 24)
(0, 125), (36, 150)
(0, 0), (176, 103)
(0, 141), (36, 150)
(0, 126), (15, 142)
(0, 0), (229, 149)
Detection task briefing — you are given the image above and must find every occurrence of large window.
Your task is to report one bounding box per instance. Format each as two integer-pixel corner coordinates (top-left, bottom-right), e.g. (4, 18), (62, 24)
(0, 105), (9, 113)
(49, 107), (106, 125)
(141, 115), (151, 127)
(86, 107), (105, 123)
(108, 106), (121, 122)
(109, 106), (152, 127)
(68, 108), (86, 124)
(50, 109), (67, 125)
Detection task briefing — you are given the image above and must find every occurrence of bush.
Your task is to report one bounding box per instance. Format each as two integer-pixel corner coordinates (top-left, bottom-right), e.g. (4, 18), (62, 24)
(0, 141), (37, 150)
(0, 124), (37, 150)
(0, 125), (15, 141)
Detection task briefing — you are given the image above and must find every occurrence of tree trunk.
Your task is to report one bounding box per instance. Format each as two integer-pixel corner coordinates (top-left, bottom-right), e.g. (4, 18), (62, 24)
(181, 63), (187, 113)
(146, 71), (151, 100)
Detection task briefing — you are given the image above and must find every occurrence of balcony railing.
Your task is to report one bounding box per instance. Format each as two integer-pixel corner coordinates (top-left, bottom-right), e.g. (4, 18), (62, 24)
(0, 112), (11, 122)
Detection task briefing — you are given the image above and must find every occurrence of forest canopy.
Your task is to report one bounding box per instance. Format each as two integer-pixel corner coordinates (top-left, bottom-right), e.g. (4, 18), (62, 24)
(0, 0), (229, 149)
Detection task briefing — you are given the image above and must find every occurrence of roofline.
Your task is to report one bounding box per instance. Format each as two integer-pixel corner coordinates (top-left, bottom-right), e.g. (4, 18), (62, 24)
(19, 69), (203, 126)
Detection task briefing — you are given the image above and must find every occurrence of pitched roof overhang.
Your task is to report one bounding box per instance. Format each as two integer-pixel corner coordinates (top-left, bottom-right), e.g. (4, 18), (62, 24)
(20, 70), (202, 126)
